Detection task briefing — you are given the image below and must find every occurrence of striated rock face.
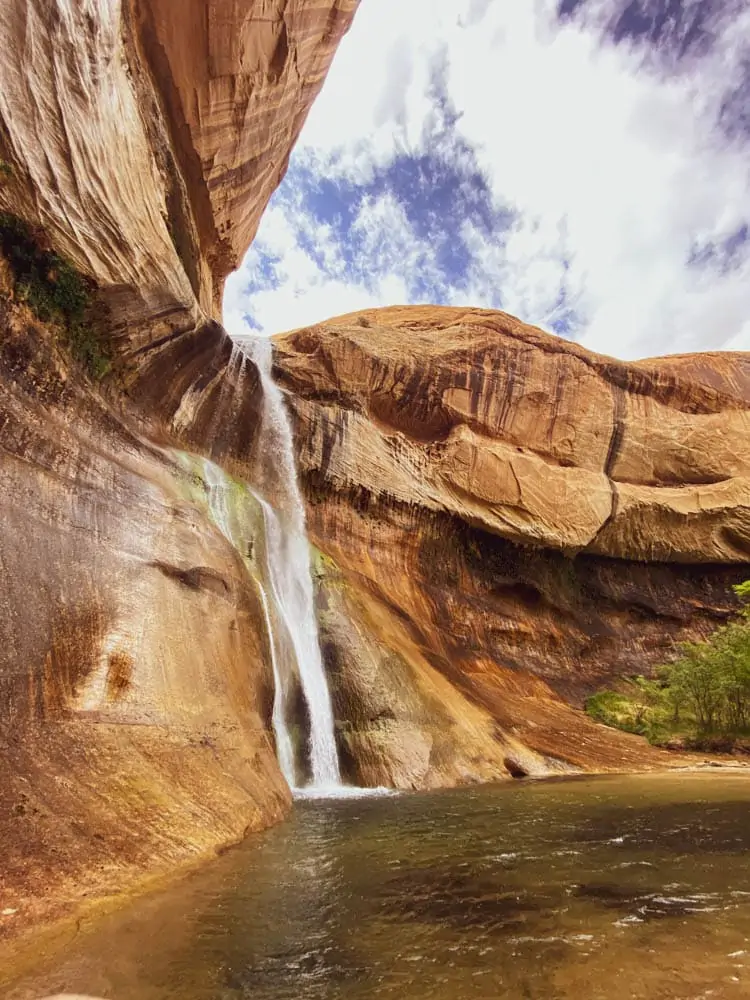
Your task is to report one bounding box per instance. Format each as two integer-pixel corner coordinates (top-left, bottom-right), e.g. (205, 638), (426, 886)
(133, 0), (357, 315)
(0, 0), (356, 944)
(0, 287), (291, 943)
(313, 550), (574, 789)
(0, 0), (356, 421)
(276, 307), (750, 565)
(274, 307), (750, 774)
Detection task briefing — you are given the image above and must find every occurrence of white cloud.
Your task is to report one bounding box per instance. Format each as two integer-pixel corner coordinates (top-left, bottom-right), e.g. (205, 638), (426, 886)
(445, 1), (750, 357)
(224, 0), (750, 359)
(223, 197), (415, 339)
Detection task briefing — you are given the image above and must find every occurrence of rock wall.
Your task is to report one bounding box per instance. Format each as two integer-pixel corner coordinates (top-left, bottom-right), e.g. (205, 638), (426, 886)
(313, 550), (575, 789)
(0, 0), (745, 952)
(274, 307), (750, 774)
(0, 285), (293, 945)
(0, 0), (356, 945)
(0, 0), (356, 429)
(132, 0), (357, 315)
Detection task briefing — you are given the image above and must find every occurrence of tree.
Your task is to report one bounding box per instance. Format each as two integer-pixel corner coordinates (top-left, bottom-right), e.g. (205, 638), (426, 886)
(586, 581), (750, 744)
(665, 641), (725, 732)
(712, 620), (750, 730)
(661, 585), (750, 735)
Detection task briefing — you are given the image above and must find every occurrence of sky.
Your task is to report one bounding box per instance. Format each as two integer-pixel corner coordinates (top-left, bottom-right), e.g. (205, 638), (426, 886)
(223, 0), (750, 360)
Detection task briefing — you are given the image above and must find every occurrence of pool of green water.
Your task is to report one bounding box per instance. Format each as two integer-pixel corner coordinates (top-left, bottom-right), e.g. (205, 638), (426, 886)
(5, 773), (750, 999)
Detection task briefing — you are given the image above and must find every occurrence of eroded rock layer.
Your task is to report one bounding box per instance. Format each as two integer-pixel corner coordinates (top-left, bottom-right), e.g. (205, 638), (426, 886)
(0, 293), (290, 941)
(274, 307), (750, 772)
(0, 0), (355, 946)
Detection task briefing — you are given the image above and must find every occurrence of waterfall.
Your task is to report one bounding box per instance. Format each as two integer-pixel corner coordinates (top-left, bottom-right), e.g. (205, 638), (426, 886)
(202, 457), (298, 787)
(203, 459), (234, 542)
(235, 335), (341, 791)
(255, 581), (297, 788)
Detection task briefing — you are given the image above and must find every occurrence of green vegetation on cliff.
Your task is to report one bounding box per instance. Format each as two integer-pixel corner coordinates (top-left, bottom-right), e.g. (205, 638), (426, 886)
(0, 212), (111, 379)
(586, 582), (750, 751)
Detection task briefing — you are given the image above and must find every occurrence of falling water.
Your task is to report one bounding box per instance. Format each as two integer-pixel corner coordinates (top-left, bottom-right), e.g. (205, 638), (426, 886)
(202, 458), (297, 788)
(255, 581), (297, 787)
(236, 335), (341, 791)
(203, 459), (234, 541)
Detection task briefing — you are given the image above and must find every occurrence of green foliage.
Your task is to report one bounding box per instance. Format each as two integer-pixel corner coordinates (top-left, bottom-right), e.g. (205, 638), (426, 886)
(585, 582), (750, 749)
(0, 212), (111, 379)
(666, 620), (750, 733)
(585, 679), (669, 743)
(585, 689), (633, 727)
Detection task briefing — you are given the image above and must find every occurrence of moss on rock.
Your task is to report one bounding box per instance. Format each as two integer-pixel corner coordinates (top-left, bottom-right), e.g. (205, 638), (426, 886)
(0, 212), (111, 379)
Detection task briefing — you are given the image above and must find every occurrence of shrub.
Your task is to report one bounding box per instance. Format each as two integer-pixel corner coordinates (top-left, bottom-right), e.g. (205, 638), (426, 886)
(663, 619), (750, 733)
(585, 680), (669, 740)
(585, 690), (632, 727)
(586, 581), (750, 747)
(0, 212), (111, 379)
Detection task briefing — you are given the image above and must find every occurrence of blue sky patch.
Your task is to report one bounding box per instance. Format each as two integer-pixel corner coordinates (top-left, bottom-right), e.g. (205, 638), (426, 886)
(222, 0), (750, 358)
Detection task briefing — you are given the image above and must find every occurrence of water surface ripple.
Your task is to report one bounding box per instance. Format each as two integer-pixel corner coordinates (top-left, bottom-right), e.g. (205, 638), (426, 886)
(6, 773), (750, 999)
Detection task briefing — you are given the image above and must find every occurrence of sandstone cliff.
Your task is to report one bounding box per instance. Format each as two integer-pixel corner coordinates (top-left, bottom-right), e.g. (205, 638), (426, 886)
(274, 307), (750, 777)
(0, 0), (744, 959)
(0, 0), (355, 946)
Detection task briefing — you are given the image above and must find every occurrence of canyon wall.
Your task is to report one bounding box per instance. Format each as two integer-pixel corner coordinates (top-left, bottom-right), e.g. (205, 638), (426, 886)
(0, 0), (355, 451)
(0, 0), (356, 945)
(274, 307), (750, 777)
(1, 0), (747, 955)
(0, 289), (290, 938)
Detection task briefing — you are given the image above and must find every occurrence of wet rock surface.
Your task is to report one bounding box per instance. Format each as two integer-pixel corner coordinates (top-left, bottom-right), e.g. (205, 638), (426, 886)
(0, 299), (290, 942)
(0, 0), (355, 943)
(274, 309), (750, 774)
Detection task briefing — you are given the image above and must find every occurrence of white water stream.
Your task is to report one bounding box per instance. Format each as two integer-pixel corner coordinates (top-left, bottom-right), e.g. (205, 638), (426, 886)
(178, 348), (382, 797)
(255, 581), (298, 787)
(231, 336), (341, 792)
(202, 458), (298, 788)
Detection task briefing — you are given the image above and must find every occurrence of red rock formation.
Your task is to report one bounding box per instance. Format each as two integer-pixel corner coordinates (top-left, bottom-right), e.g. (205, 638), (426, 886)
(0, 0), (744, 956)
(273, 307), (750, 780)
(132, 0), (357, 314)
(0, 0), (356, 416)
(0, 0), (356, 947)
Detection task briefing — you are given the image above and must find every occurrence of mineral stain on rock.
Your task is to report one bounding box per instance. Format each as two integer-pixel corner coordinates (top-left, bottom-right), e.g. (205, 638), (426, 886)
(273, 310), (750, 780)
(0, 0), (748, 963)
